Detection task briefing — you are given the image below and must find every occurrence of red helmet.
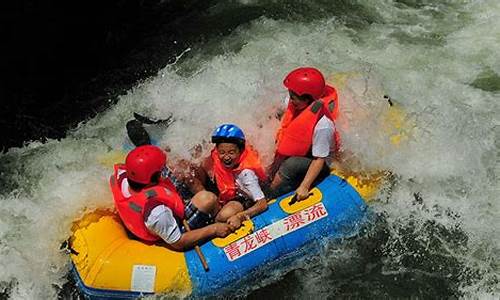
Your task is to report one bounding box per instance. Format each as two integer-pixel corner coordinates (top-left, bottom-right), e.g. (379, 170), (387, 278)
(283, 67), (325, 100)
(125, 145), (166, 185)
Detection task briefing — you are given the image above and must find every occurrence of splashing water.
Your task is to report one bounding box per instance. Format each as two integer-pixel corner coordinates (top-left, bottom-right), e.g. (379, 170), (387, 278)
(1, 0), (498, 298)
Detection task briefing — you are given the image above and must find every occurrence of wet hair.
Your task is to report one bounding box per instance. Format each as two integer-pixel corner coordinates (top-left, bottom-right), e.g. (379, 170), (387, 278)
(127, 171), (161, 191)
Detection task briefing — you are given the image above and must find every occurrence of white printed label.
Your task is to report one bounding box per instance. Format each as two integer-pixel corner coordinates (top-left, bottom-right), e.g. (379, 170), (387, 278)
(131, 265), (156, 293)
(223, 202), (329, 261)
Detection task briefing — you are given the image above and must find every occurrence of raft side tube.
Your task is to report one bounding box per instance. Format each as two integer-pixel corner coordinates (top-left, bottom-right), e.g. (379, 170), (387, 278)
(185, 175), (368, 296)
(69, 175), (369, 298)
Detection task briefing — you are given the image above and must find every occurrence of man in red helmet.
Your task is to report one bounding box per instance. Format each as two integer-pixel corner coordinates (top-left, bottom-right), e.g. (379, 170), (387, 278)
(267, 67), (340, 201)
(110, 145), (234, 251)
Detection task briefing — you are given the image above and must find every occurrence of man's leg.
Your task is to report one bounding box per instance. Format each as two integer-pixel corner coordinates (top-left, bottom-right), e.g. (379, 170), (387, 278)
(215, 201), (244, 222)
(266, 157), (330, 199)
(267, 157), (311, 198)
(184, 191), (219, 229)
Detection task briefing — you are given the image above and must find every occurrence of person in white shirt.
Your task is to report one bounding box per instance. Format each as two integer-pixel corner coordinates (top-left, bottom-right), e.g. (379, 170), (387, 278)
(111, 145), (234, 251)
(188, 124), (269, 229)
(267, 67), (339, 201)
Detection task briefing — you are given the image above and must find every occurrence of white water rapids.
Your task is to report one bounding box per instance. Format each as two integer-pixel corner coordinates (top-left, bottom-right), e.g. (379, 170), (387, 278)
(0, 0), (498, 298)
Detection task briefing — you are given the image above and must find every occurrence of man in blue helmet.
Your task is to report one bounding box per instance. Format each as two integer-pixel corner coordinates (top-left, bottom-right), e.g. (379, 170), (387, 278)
(188, 124), (269, 229)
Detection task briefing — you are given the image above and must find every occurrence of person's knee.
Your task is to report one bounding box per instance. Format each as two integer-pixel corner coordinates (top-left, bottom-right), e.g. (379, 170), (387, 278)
(191, 190), (218, 214)
(216, 201), (244, 222)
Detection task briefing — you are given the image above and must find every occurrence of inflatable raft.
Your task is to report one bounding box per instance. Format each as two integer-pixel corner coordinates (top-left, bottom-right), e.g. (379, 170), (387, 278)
(68, 174), (369, 299)
(70, 72), (412, 298)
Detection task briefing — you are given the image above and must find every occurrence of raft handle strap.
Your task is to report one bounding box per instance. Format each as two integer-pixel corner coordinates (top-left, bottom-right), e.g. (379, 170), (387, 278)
(288, 193), (314, 205)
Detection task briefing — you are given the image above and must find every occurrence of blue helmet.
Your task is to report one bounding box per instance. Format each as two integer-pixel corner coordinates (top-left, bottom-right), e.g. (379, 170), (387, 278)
(211, 124), (246, 148)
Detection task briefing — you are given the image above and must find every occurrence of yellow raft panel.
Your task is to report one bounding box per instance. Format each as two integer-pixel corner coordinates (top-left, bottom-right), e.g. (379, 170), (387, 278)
(70, 209), (192, 295)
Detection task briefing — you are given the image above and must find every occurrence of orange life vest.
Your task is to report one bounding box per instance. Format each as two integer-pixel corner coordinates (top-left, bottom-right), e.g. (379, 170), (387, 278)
(211, 146), (267, 205)
(109, 164), (185, 242)
(276, 85), (340, 157)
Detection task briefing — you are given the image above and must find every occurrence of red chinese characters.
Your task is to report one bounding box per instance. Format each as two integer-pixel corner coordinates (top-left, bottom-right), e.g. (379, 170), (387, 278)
(225, 242), (242, 260)
(224, 228), (275, 261)
(255, 228), (273, 244)
(224, 203), (329, 261)
(242, 235), (257, 252)
(305, 203), (327, 221)
(284, 214), (305, 231)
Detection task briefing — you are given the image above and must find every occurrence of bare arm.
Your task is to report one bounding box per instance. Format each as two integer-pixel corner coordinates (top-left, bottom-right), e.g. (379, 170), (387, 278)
(241, 198), (268, 218)
(168, 223), (232, 252)
(296, 157), (326, 200)
(226, 199), (268, 229)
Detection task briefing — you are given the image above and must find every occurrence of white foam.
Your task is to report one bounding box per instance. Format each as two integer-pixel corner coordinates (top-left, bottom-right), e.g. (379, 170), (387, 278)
(1, 0), (498, 298)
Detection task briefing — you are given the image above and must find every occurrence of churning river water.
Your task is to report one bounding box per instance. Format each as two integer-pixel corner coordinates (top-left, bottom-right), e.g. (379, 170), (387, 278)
(0, 0), (498, 298)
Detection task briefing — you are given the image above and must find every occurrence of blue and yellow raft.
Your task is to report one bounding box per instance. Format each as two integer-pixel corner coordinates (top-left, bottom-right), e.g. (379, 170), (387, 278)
(69, 174), (370, 299)
(70, 73), (411, 298)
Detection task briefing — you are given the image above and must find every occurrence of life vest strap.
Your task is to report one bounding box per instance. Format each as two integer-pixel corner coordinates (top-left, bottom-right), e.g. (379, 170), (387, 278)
(310, 100), (323, 113)
(144, 189), (158, 199)
(128, 201), (142, 213)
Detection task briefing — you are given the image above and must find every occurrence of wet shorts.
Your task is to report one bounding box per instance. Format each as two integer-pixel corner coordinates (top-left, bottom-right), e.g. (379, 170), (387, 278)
(265, 156), (330, 199)
(183, 201), (214, 230)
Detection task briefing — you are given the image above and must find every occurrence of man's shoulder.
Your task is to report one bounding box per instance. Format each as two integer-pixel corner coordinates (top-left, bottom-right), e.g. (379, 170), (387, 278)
(145, 204), (175, 222)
